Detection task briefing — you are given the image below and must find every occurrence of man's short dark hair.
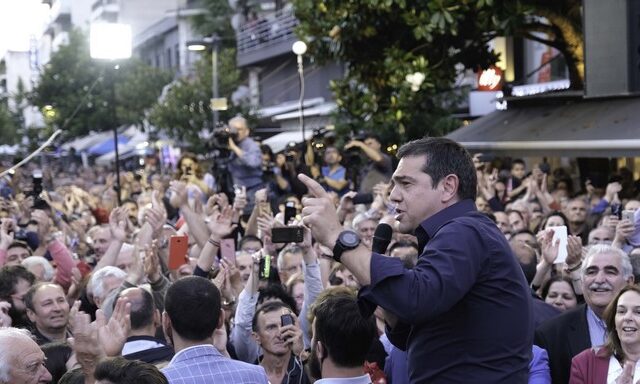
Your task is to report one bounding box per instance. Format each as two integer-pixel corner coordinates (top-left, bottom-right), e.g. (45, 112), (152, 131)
(164, 276), (221, 341)
(257, 283), (299, 316)
(239, 235), (263, 250)
(0, 265), (35, 300)
(119, 288), (154, 330)
(311, 287), (376, 368)
(511, 159), (526, 168)
(364, 133), (382, 145)
(252, 301), (292, 332)
(94, 357), (168, 384)
(24, 282), (62, 312)
(396, 137), (477, 201)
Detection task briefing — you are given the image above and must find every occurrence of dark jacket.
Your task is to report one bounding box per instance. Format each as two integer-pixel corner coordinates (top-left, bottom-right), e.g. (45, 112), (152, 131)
(535, 304), (590, 384)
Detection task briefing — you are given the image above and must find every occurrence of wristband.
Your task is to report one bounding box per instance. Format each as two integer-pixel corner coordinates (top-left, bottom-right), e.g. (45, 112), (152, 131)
(567, 262), (582, 272)
(208, 238), (220, 247)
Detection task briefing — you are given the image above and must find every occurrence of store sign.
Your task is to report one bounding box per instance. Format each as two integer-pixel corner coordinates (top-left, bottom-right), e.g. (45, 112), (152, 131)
(477, 66), (503, 91)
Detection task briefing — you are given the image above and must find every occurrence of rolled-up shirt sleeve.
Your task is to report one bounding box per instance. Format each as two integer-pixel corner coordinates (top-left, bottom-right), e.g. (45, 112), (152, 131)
(360, 221), (488, 325)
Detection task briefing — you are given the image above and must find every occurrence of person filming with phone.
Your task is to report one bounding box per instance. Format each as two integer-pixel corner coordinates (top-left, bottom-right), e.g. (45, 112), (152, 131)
(298, 137), (533, 383)
(252, 301), (309, 384)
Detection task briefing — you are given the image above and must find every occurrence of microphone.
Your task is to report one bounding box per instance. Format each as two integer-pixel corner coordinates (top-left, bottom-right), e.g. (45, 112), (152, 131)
(372, 223), (393, 254)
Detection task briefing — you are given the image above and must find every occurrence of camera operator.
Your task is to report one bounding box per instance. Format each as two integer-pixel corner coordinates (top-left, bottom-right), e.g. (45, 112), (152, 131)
(279, 143), (311, 199)
(344, 133), (393, 194)
(227, 115), (264, 215)
(260, 144), (290, 202)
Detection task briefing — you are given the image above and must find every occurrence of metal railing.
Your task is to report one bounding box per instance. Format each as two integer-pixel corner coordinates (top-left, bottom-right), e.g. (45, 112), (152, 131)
(236, 8), (298, 55)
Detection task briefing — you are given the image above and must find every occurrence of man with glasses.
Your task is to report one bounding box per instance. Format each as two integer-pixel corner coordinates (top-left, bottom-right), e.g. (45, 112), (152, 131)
(0, 265), (36, 328)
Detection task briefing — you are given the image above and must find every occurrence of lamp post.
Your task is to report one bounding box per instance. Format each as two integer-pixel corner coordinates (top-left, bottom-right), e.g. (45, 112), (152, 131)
(187, 35), (223, 130)
(90, 23), (132, 206)
(292, 41), (307, 143)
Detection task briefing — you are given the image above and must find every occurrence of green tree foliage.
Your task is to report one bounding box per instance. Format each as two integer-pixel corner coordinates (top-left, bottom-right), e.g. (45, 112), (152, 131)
(147, 47), (247, 151)
(293, 0), (582, 144)
(0, 98), (20, 145)
(30, 29), (172, 138)
(149, 0), (254, 150)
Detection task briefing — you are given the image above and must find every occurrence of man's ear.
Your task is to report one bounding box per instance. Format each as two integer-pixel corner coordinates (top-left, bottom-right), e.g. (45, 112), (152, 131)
(316, 340), (324, 360)
(217, 308), (225, 330)
(162, 311), (172, 342)
(153, 309), (161, 327)
(440, 174), (459, 204)
(26, 308), (36, 323)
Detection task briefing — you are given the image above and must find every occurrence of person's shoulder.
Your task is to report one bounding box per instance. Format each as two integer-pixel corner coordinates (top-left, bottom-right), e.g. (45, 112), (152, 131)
(537, 304), (586, 333)
(222, 358), (268, 376)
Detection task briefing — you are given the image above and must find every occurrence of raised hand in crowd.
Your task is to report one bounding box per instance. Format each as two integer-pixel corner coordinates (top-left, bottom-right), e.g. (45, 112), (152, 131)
(613, 218), (636, 249)
(197, 205), (237, 274)
(604, 181), (623, 203)
(281, 311), (304, 356)
(0, 217), (14, 253)
(143, 243), (163, 284)
(336, 190), (358, 224)
(96, 297), (131, 357)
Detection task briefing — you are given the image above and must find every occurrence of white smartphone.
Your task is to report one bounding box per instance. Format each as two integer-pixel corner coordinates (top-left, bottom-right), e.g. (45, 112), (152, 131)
(551, 226), (568, 264)
(622, 210), (635, 222)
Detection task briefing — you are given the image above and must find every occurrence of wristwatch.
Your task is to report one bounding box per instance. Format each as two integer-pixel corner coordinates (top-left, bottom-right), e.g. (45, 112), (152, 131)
(332, 230), (361, 262)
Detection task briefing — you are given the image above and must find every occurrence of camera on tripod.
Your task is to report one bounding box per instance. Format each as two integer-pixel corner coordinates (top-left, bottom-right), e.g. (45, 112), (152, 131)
(212, 124), (239, 148)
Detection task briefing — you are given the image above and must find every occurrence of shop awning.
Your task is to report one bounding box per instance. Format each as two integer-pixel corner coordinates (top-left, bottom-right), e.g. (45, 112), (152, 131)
(446, 95), (640, 158)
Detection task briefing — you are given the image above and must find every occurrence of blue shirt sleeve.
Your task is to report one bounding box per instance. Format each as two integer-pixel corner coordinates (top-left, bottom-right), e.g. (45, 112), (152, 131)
(239, 139), (263, 168)
(361, 220), (488, 325)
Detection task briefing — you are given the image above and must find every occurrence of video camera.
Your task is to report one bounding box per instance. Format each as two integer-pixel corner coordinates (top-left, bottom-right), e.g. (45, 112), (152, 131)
(212, 124), (239, 148)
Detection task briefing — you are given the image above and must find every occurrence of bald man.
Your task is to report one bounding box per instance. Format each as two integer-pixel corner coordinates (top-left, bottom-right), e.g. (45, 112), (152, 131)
(119, 287), (174, 364)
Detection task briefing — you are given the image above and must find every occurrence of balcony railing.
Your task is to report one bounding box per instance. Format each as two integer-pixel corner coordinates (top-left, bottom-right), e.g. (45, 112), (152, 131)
(236, 8), (299, 66)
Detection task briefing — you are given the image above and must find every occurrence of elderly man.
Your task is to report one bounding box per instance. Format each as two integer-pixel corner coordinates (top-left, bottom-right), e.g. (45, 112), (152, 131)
(227, 115), (264, 215)
(535, 244), (634, 384)
(277, 245), (303, 285)
(25, 282), (71, 345)
(0, 327), (52, 383)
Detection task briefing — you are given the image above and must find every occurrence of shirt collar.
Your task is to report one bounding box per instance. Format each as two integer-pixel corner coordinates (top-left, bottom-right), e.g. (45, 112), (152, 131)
(415, 199), (477, 250)
(315, 374), (372, 384)
(169, 344), (220, 365)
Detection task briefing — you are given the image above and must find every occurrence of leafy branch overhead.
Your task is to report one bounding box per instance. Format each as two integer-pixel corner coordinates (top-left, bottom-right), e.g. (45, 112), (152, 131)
(293, 0), (582, 144)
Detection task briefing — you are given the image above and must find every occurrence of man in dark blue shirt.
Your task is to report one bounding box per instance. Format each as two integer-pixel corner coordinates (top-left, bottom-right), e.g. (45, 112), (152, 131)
(298, 137), (533, 383)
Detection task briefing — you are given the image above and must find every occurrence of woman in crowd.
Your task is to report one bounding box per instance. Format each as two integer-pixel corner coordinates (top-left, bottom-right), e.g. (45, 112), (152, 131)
(540, 275), (578, 312)
(570, 285), (640, 383)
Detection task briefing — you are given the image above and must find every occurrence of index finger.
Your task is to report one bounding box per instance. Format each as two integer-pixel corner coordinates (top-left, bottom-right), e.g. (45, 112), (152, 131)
(297, 174), (328, 198)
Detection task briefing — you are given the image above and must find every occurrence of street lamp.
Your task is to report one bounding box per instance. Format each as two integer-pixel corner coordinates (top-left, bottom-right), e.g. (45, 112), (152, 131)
(90, 22), (132, 206)
(292, 41), (307, 143)
(187, 35), (224, 130)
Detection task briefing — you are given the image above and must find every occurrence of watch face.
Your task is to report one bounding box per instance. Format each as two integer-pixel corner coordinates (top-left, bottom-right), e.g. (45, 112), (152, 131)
(340, 231), (359, 247)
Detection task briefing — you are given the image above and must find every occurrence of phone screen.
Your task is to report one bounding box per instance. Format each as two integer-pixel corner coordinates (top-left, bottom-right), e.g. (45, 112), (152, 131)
(284, 202), (296, 225)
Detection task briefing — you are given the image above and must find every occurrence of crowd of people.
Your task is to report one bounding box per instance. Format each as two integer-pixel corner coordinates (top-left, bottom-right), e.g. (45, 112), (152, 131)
(1, 115), (640, 384)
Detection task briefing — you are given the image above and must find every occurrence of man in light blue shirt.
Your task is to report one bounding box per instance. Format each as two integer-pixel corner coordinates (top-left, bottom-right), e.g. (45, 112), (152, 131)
(161, 276), (268, 384)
